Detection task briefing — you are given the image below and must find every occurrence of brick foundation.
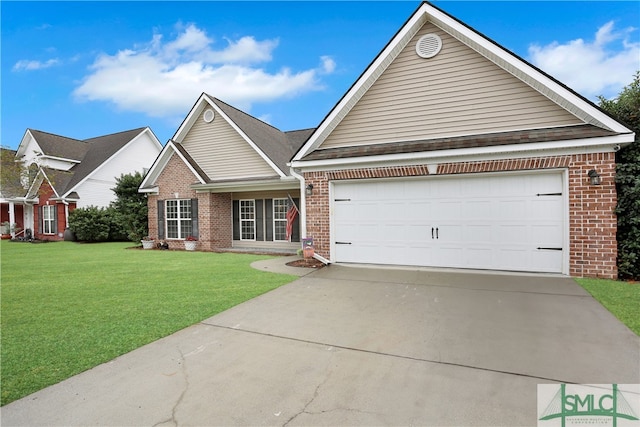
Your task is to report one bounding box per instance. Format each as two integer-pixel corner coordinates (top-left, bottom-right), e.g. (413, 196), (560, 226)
(304, 153), (618, 279)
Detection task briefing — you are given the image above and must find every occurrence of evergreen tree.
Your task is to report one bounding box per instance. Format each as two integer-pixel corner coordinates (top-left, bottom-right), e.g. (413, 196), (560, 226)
(110, 172), (148, 243)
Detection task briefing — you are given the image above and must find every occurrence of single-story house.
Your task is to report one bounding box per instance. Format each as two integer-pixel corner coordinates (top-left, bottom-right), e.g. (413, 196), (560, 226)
(139, 96), (311, 252)
(141, 2), (635, 279)
(2, 127), (162, 240)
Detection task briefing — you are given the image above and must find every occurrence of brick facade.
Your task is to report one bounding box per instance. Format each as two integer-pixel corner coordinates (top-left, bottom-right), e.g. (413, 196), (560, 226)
(33, 181), (76, 241)
(304, 153), (618, 279)
(148, 153), (199, 250)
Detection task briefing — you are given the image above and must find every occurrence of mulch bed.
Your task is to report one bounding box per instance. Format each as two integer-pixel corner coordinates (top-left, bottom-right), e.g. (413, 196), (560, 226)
(286, 258), (325, 269)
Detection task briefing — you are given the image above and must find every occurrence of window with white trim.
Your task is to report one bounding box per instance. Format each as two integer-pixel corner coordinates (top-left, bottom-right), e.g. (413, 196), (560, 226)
(166, 199), (192, 239)
(42, 205), (55, 235)
(273, 198), (288, 241)
(240, 200), (255, 240)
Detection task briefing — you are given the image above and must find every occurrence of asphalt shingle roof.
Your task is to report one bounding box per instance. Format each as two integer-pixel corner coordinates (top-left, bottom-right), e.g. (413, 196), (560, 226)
(27, 127), (148, 197)
(301, 125), (617, 161)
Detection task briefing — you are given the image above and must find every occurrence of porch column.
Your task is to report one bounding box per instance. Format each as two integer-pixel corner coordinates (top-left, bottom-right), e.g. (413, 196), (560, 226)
(8, 202), (15, 238)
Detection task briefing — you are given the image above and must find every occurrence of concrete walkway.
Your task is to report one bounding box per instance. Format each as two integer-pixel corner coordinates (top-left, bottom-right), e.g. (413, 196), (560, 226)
(2, 259), (639, 426)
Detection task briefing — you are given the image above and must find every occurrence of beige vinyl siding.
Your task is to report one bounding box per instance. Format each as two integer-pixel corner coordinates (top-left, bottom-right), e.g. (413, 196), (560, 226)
(181, 109), (277, 180)
(321, 22), (583, 150)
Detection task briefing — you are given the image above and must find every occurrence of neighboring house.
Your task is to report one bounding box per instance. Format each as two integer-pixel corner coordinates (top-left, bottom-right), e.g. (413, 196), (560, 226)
(2, 127), (162, 240)
(139, 95), (311, 252)
(142, 2), (634, 279)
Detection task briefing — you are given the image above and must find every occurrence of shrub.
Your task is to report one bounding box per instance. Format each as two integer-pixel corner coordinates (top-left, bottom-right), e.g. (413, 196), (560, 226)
(110, 172), (148, 243)
(598, 72), (640, 279)
(69, 207), (112, 242)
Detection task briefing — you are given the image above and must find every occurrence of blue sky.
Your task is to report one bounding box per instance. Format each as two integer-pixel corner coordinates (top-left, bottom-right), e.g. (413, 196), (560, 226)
(2, 1), (639, 150)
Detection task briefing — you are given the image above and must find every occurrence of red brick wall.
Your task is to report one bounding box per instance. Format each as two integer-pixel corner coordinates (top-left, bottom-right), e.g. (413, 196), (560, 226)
(304, 153), (618, 279)
(32, 181), (76, 241)
(147, 152), (232, 251)
(148, 152), (198, 250)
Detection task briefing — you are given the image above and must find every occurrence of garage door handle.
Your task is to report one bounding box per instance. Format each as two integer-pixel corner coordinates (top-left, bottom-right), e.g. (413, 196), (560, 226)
(335, 241), (352, 245)
(431, 227), (439, 239)
(537, 247), (562, 251)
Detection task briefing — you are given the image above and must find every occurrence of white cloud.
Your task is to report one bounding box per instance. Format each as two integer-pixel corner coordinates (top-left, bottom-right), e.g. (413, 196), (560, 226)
(320, 56), (336, 74)
(73, 23), (334, 117)
(13, 58), (60, 71)
(528, 21), (640, 99)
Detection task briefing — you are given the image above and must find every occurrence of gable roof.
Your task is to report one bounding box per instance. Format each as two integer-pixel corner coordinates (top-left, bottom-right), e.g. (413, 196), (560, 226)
(18, 129), (88, 162)
(171, 93), (312, 179)
(293, 1), (634, 162)
(59, 127), (150, 196)
(16, 127), (160, 200)
(139, 140), (209, 192)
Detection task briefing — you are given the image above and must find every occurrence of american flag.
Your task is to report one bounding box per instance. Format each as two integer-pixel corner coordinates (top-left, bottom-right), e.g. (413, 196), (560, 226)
(286, 195), (299, 241)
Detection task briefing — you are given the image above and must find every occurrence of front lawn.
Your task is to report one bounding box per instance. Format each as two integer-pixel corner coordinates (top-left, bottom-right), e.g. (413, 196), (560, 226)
(0, 241), (297, 406)
(576, 277), (640, 336)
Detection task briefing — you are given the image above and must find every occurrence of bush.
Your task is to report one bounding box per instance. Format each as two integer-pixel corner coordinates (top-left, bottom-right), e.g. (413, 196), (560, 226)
(110, 172), (148, 243)
(69, 207), (113, 242)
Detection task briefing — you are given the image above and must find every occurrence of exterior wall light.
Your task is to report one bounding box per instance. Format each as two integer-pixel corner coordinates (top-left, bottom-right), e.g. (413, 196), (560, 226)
(305, 184), (314, 196)
(588, 169), (602, 185)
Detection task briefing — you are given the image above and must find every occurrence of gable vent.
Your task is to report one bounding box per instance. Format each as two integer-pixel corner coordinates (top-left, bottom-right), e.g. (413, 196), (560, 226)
(416, 34), (442, 59)
(203, 109), (215, 123)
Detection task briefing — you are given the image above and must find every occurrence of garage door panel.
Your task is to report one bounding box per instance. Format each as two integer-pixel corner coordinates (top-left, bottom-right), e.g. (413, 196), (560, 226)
(332, 172), (565, 273)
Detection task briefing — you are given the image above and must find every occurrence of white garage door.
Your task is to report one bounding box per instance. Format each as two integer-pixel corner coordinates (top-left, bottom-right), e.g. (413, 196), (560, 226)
(332, 172), (565, 273)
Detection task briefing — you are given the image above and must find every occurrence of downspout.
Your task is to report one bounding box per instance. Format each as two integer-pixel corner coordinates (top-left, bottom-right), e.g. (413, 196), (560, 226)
(62, 200), (70, 229)
(288, 165), (331, 265)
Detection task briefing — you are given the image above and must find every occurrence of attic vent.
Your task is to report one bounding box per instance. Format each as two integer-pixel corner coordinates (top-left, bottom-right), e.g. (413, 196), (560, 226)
(203, 109), (215, 123)
(416, 34), (442, 59)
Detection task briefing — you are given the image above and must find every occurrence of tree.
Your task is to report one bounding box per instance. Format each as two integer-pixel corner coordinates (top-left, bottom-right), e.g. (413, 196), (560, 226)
(110, 172), (148, 243)
(0, 147), (27, 198)
(598, 72), (640, 279)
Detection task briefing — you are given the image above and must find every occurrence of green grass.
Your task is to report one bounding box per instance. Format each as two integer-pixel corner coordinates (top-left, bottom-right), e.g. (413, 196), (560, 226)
(576, 277), (640, 336)
(0, 241), (296, 406)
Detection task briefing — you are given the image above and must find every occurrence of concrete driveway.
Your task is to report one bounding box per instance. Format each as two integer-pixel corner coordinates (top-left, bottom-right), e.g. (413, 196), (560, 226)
(2, 261), (639, 426)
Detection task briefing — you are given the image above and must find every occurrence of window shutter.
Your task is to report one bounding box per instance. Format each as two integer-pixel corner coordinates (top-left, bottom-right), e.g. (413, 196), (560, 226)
(265, 199), (273, 241)
(38, 206), (43, 234)
(53, 205), (58, 234)
(255, 199), (264, 241)
(191, 198), (199, 238)
(292, 198), (300, 242)
(157, 200), (165, 240)
(232, 200), (240, 240)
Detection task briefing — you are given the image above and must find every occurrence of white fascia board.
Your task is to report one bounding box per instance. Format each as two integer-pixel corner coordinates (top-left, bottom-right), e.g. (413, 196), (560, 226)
(139, 140), (207, 192)
(139, 186), (159, 194)
(172, 94), (208, 143)
(292, 133), (634, 172)
(191, 176), (298, 193)
(15, 130), (38, 158)
(38, 155), (81, 164)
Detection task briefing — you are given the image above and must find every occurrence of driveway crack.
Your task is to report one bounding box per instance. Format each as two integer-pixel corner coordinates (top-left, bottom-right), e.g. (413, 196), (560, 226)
(282, 356), (334, 426)
(152, 348), (189, 427)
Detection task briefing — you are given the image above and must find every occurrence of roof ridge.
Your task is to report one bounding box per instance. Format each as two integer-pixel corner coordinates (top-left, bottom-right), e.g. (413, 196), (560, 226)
(208, 96), (283, 133)
(28, 129), (86, 143)
(84, 127), (147, 142)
